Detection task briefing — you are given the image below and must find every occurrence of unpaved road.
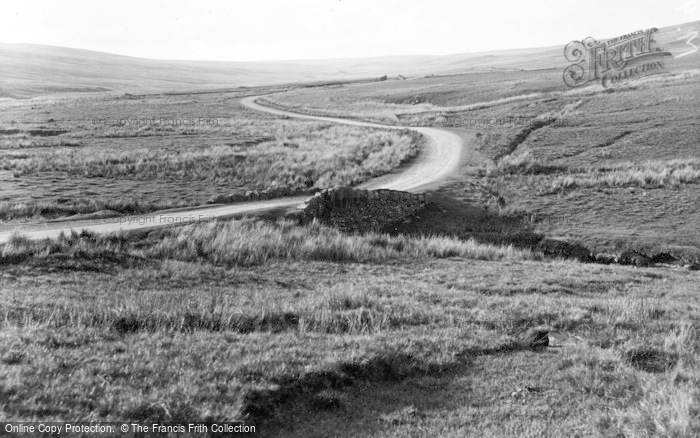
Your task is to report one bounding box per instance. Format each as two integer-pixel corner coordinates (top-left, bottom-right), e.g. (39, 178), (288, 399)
(0, 96), (463, 244)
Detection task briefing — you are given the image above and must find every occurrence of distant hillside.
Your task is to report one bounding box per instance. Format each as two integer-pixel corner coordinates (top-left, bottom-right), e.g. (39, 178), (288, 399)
(1, 20), (697, 98)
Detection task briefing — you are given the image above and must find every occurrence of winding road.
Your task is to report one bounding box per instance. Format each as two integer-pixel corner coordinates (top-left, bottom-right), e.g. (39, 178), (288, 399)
(0, 96), (463, 244)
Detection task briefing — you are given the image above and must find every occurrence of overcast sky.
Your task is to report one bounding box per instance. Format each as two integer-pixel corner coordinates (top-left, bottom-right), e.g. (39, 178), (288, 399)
(0, 0), (697, 61)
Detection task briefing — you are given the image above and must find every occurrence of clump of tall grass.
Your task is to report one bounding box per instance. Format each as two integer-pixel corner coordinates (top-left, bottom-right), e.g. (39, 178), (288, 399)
(486, 147), (542, 176)
(4, 126), (420, 190)
(0, 198), (191, 222)
(1, 218), (540, 267)
(541, 159), (700, 193)
(0, 268), (437, 335)
(664, 321), (699, 369)
(614, 376), (696, 437)
(0, 231), (133, 264)
(145, 218), (540, 266)
(0, 234), (36, 262)
(0, 136), (81, 149)
(597, 295), (667, 329)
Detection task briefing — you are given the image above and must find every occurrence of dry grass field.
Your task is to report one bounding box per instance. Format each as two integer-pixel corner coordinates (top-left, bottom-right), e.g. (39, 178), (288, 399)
(0, 89), (420, 222)
(259, 59), (700, 262)
(1, 222), (698, 437)
(1, 19), (699, 438)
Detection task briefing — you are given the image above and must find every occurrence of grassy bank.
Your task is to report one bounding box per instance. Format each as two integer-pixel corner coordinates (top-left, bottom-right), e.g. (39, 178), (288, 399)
(1, 217), (539, 267)
(1, 232), (698, 436)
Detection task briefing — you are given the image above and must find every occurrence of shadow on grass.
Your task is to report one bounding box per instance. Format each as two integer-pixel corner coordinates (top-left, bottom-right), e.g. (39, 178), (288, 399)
(244, 339), (546, 435)
(385, 192), (602, 263)
(385, 192), (544, 250)
(2, 251), (153, 274)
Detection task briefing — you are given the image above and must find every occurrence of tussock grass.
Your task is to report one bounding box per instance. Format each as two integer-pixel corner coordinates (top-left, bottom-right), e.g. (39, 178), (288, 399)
(541, 159), (700, 193)
(615, 379), (696, 438)
(0, 136), (81, 149)
(613, 323), (698, 437)
(0, 258), (440, 338)
(665, 322), (699, 368)
(485, 147), (549, 176)
(601, 295), (667, 328)
(2, 290), (419, 336)
(144, 218), (540, 266)
(1, 250), (698, 431)
(0, 92), (424, 222)
(0, 218), (540, 268)
(3, 126), (420, 189)
(0, 198), (191, 222)
(0, 231), (137, 266)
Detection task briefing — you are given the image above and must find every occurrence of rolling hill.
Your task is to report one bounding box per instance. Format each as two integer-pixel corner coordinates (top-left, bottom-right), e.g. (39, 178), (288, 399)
(1, 20), (697, 98)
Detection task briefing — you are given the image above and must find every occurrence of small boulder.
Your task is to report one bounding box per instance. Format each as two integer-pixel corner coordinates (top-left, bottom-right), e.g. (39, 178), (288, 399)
(520, 327), (550, 349)
(595, 253), (616, 264)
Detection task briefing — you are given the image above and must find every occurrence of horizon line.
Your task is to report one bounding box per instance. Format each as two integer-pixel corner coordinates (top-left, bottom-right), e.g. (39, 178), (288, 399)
(1, 18), (696, 65)
(0, 40), (570, 64)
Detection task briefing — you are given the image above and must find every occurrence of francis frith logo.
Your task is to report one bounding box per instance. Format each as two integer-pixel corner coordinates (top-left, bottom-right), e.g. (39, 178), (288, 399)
(563, 27), (672, 88)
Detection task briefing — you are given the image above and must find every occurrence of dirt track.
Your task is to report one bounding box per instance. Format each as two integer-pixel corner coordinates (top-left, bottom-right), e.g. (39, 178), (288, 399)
(0, 96), (463, 244)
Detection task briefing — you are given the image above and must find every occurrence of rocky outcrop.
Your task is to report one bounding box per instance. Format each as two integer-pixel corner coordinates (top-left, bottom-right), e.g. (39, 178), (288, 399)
(297, 187), (429, 232)
(619, 250), (653, 267)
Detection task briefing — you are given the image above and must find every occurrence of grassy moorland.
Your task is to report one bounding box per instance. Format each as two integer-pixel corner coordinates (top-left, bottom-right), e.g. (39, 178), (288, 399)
(0, 221), (698, 437)
(255, 69), (565, 126)
(0, 89), (420, 222)
(259, 64), (700, 262)
(0, 43), (554, 99)
(1, 20), (699, 438)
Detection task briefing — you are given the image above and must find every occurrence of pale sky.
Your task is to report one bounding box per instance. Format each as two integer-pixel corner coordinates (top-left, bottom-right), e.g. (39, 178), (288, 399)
(0, 0), (697, 61)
